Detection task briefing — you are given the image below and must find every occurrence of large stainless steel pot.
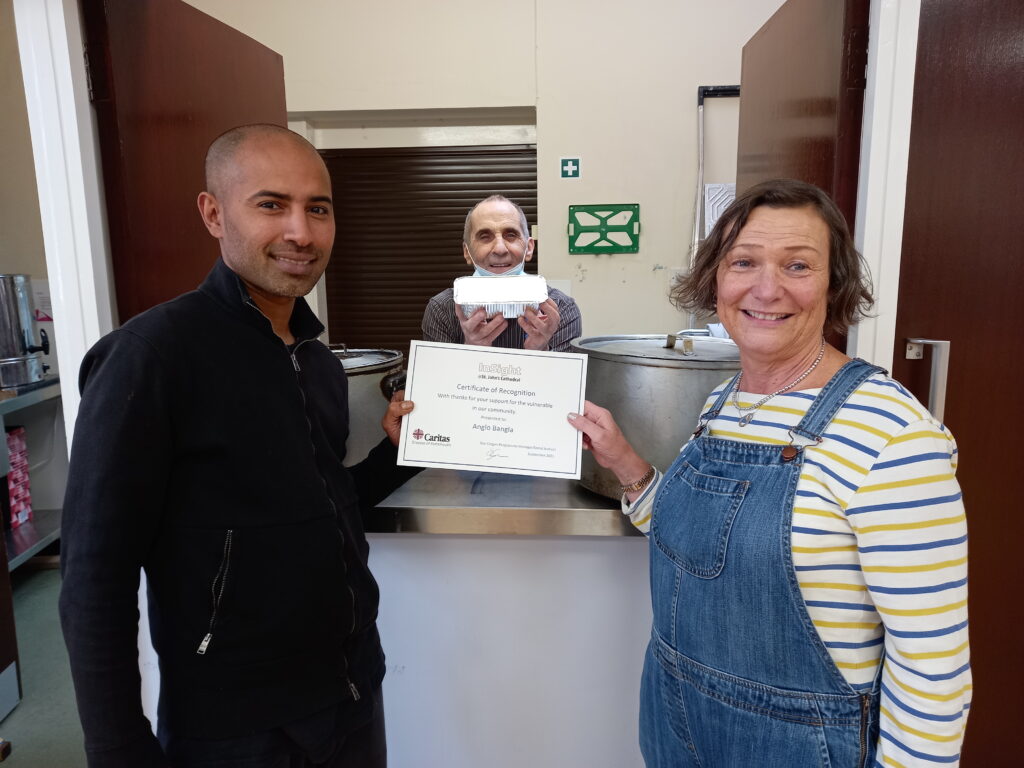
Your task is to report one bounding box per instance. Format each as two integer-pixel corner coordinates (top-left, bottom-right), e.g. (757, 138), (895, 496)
(0, 274), (50, 388)
(570, 333), (740, 499)
(330, 346), (404, 466)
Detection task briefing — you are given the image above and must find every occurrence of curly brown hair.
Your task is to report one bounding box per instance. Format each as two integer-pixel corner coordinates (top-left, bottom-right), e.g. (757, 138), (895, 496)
(671, 179), (873, 336)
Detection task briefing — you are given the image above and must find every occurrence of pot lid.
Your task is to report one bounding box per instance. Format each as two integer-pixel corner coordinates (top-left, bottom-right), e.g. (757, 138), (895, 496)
(570, 334), (740, 364)
(329, 346), (404, 373)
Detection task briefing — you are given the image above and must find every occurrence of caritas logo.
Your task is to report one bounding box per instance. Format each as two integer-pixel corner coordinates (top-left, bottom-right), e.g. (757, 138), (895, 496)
(411, 428), (451, 443)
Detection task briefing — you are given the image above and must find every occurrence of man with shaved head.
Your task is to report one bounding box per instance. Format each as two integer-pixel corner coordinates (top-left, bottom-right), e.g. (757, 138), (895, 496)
(60, 124), (415, 767)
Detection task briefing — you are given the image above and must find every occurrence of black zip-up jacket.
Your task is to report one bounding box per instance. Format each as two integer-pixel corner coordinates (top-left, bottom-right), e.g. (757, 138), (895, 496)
(59, 260), (416, 767)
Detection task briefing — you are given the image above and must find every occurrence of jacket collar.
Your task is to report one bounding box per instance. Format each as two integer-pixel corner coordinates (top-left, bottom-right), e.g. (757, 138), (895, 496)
(198, 258), (325, 343)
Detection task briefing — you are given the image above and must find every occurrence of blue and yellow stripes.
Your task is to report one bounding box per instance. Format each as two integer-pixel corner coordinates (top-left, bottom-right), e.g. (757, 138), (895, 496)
(623, 371), (970, 764)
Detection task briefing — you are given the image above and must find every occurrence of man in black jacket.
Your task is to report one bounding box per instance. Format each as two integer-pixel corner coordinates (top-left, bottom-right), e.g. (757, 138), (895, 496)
(59, 124), (416, 767)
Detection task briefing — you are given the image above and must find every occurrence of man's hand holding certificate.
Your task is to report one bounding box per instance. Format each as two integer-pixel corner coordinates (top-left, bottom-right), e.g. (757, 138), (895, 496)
(397, 341), (587, 478)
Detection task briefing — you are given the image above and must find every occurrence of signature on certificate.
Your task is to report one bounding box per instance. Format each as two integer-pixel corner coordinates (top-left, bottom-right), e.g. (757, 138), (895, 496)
(485, 447), (509, 460)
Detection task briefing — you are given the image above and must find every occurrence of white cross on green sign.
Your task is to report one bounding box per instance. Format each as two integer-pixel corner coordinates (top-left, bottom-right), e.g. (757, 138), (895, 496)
(560, 158), (580, 179)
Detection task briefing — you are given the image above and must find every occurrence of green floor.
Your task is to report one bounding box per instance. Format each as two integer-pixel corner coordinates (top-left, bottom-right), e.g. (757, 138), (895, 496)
(2, 567), (85, 766)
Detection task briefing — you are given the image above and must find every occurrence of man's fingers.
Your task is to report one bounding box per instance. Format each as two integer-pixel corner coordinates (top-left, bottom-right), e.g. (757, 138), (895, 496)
(479, 314), (507, 342)
(458, 306), (486, 329)
(458, 307), (508, 346)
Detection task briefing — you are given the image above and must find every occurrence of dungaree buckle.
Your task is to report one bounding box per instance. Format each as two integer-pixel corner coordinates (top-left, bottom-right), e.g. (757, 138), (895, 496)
(783, 430), (822, 462)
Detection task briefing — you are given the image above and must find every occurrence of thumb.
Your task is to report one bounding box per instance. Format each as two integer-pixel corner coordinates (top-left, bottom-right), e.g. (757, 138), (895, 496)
(567, 410), (601, 438)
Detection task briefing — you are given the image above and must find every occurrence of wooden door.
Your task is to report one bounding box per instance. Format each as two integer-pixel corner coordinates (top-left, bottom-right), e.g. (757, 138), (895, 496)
(893, 3), (1024, 763)
(736, 0), (869, 229)
(81, 0), (287, 323)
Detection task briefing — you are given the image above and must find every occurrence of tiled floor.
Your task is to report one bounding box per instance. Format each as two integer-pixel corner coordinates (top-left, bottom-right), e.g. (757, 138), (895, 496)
(2, 566), (85, 766)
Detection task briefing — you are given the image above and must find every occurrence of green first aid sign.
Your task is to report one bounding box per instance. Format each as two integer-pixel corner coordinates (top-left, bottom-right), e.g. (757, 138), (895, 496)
(560, 158), (581, 178)
(567, 204), (640, 254)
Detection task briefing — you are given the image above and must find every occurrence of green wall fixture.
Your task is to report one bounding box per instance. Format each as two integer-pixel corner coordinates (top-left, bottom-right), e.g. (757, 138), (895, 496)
(567, 204), (640, 254)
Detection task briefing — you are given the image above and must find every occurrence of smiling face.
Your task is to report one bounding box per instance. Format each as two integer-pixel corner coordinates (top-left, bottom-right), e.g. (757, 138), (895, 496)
(199, 132), (335, 306)
(715, 204), (830, 367)
(463, 199), (535, 274)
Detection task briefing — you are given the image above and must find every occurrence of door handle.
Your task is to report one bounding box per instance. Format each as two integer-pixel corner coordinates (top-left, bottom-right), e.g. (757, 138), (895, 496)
(905, 338), (951, 422)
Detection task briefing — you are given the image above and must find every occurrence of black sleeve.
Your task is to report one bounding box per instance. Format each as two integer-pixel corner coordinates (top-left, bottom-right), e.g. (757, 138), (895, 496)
(349, 436), (421, 518)
(59, 330), (172, 767)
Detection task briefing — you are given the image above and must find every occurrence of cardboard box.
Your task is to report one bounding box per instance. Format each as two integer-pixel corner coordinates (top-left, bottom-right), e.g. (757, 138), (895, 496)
(5, 427), (32, 528)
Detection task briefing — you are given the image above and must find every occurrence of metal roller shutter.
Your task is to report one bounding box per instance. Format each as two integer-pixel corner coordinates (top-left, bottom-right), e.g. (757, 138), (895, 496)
(321, 145), (538, 359)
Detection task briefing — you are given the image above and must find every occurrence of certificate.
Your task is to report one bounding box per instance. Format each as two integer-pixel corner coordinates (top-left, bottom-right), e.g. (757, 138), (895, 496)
(397, 341), (587, 479)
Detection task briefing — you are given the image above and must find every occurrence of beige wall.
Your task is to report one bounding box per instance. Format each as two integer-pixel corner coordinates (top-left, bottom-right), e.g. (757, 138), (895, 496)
(0, 0), (46, 278)
(184, 0), (536, 112)
(537, 0), (783, 334)
(189, 0), (785, 334)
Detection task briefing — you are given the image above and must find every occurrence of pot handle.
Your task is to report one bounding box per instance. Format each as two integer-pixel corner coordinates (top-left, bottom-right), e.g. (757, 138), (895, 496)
(25, 328), (49, 355)
(380, 369), (407, 401)
(664, 328), (709, 355)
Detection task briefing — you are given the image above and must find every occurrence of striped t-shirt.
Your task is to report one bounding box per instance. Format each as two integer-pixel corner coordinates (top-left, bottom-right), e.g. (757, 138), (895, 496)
(625, 372), (971, 766)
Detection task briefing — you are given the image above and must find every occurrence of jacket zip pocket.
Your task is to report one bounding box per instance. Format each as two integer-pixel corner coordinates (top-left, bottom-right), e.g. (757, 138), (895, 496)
(197, 529), (234, 655)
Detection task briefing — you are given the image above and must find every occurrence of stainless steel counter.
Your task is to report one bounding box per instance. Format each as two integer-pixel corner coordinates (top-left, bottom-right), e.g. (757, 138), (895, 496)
(371, 468), (639, 536)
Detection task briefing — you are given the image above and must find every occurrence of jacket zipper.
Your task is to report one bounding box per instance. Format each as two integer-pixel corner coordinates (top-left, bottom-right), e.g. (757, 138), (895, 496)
(284, 329), (361, 702)
(858, 693), (870, 766)
(197, 529), (234, 655)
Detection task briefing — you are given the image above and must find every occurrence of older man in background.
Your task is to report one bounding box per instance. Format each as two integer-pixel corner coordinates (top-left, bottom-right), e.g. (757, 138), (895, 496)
(421, 195), (581, 352)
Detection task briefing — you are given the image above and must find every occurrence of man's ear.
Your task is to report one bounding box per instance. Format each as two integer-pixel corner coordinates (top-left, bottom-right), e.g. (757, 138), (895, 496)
(197, 191), (224, 238)
(524, 237), (536, 263)
(463, 242), (474, 267)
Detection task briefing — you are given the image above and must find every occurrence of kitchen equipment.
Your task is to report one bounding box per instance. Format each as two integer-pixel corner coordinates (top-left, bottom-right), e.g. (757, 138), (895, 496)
(570, 333), (741, 499)
(330, 345), (404, 466)
(0, 275), (50, 389)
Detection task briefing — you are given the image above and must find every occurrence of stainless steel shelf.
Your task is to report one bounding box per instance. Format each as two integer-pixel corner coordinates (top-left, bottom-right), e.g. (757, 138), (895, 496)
(5, 507), (61, 570)
(372, 468), (638, 537)
(0, 377), (60, 417)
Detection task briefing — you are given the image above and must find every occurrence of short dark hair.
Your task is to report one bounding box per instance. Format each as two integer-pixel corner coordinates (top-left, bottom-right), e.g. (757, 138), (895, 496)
(671, 178), (873, 335)
(204, 124), (320, 196)
(463, 195), (531, 245)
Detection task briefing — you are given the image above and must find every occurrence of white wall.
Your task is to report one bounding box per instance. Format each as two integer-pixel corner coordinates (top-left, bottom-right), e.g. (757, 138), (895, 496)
(185, 0), (786, 335)
(369, 534), (651, 768)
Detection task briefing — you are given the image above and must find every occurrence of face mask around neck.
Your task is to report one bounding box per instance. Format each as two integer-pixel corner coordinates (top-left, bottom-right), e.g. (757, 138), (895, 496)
(473, 261), (526, 277)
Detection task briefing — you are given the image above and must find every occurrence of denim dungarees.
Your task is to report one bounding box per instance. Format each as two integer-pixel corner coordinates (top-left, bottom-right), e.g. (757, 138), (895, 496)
(640, 359), (884, 768)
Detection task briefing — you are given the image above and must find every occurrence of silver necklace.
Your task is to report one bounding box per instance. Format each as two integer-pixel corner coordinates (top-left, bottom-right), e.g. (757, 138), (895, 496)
(732, 337), (827, 427)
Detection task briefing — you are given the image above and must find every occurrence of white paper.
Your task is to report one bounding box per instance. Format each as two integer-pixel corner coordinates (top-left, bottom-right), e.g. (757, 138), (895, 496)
(31, 279), (53, 321)
(398, 341), (587, 478)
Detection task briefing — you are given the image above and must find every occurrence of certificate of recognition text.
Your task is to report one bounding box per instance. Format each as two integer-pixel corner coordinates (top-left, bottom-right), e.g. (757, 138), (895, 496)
(397, 341), (587, 478)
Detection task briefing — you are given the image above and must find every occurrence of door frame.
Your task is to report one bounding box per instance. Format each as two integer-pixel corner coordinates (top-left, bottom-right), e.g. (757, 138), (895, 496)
(13, 0), (115, 439)
(16, 0), (923, 436)
(848, 0), (922, 370)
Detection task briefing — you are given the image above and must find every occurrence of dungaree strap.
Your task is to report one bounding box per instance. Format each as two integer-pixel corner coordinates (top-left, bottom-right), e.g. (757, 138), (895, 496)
(790, 358), (886, 443)
(697, 372), (740, 425)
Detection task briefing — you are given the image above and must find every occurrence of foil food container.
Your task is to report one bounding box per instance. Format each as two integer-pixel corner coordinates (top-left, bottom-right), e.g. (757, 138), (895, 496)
(453, 274), (549, 318)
